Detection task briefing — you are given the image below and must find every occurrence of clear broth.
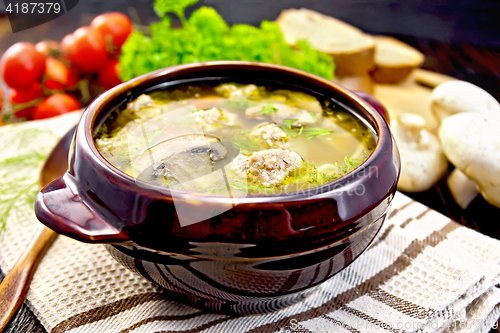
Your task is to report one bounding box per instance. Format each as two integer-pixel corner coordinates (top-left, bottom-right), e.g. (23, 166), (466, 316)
(95, 83), (376, 195)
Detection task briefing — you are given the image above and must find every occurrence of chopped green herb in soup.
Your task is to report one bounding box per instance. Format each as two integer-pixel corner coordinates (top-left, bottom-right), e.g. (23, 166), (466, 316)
(95, 84), (376, 195)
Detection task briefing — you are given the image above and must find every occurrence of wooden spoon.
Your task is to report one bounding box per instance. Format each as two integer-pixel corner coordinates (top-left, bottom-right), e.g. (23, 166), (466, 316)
(0, 127), (75, 332)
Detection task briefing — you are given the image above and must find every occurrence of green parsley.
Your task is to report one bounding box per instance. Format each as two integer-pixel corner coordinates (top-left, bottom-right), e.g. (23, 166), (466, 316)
(302, 127), (333, 140)
(307, 163), (320, 184)
(226, 99), (260, 110)
(258, 103), (278, 115)
(306, 157), (363, 186)
(322, 172), (340, 184)
(281, 124), (333, 140)
(282, 119), (298, 130)
(233, 132), (261, 152)
(119, 0), (335, 81)
(336, 156), (361, 174)
(154, 0), (198, 24)
(228, 178), (274, 194)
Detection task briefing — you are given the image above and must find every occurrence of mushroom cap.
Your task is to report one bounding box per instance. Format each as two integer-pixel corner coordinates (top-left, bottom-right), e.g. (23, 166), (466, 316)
(131, 134), (229, 182)
(430, 81), (500, 123)
(391, 114), (448, 192)
(395, 128), (448, 192)
(439, 112), (500, 208)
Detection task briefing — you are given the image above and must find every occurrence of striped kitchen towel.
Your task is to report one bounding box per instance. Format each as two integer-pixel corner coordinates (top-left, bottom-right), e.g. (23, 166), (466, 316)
(0, 114), (499, 333)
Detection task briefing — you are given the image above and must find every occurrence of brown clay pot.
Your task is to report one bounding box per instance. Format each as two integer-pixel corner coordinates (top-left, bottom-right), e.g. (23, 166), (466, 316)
(35, 61), (400, 314)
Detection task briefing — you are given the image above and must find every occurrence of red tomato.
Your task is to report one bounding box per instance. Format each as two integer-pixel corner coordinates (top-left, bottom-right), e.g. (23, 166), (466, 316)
(60, 26), (108, 74)
(1, 42), (46, 90)
(32, 94), (81, 120)
(35, 40), (59, 57)
(9, 83), (46, 118)
(13, 106), (34, 119)
(43, 57), (79, 91)
(44, 79), (65, 91)
(98, 58), (122, 89)
(9, 83), (45, 104)
(91, 12), (133, 51)
(60, 33), (76, 55)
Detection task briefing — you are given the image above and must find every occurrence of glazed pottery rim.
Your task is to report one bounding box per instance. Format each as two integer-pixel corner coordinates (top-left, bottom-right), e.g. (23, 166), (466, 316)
(84, 61), (394, 204)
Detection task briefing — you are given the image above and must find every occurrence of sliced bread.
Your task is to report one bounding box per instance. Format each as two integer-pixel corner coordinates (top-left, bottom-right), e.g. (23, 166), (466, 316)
(276, 8), (376, 76)
(370, 36), (425, 84)
(334, 73), (374, 94)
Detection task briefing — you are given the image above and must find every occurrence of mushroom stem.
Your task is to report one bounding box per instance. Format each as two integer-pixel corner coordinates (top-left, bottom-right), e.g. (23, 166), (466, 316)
(447, 168), (479, 209)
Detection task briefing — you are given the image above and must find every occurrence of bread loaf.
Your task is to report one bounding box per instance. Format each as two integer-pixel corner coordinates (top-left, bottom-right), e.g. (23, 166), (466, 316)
(276, 8), (376, 76)
(335, 73), (374, 94)
(370, 36), (425, 84)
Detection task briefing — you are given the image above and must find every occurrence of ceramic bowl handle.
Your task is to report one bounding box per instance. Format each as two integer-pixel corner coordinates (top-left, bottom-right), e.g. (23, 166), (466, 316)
(35, 174), (129, 243)
(354, 91), (390, 124)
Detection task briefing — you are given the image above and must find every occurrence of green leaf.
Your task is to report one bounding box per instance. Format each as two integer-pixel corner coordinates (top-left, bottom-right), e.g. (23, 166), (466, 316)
(307, 163), (320, 184)
(322, 172), (340, 183)
(306, 157), (362, 186)
(228, 178), (274, 194)
(343, 156), (361, 172)
(302, 127), (333, 140)
(188, 6), (228, 35)
(233, 133), (261, 152)
(119, 4), (335, 82)
(335, 156), (362, 174)
(257, 103), (278, 115)
(280, 125), (333, 140)
(298, 126), (305, 136)
(282, 119), (298, 130)
(154, 0), (198, 24)
(226, 99), (259, 110)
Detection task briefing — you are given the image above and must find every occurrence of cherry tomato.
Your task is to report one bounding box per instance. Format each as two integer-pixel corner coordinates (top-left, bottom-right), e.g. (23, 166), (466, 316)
(35, 40), (59, 57)
(98, 58), (122, 89)
(43, 57), (79, 91)
(1, 42), (46, 90)
(60, 26), (108, 74)
(9, 83), (45, 104)
(32, 94), (81, 120)
(44, 79), (65, 91)
(60, 33), (76, 55)
(91, 12), (133, 52)
(9, 83), (45, 118)
(12, 106), (34, 119)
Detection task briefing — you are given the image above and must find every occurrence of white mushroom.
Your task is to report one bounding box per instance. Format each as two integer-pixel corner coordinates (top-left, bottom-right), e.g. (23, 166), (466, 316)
(131, 134), (228, 187)
(392, 113), (448, 192)
(439, 112), (500, 208)
(430, 81), (500, 124)
(431, 80), (500, 208)
(446, 168), (479, 209)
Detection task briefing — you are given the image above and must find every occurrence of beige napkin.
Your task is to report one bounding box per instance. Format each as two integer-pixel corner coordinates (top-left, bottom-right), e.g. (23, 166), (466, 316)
(0, 114), (499, 333)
